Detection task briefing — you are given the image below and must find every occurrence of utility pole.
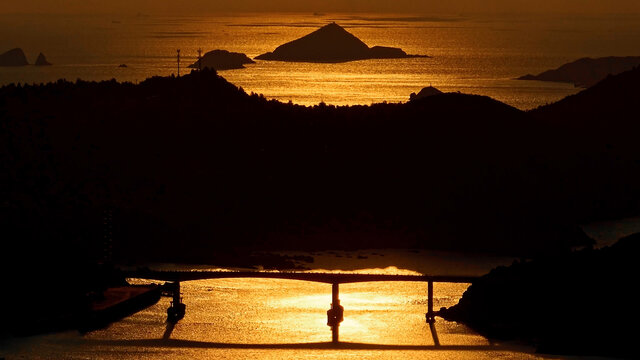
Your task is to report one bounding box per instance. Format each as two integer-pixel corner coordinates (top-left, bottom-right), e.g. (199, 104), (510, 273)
(177, 49), (181, 77)
(197, 48), (203, 71)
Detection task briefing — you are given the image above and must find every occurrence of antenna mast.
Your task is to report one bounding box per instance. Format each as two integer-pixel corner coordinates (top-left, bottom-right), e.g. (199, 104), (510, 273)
(197, 48), (203, 71)
(177, 49), (181, 77)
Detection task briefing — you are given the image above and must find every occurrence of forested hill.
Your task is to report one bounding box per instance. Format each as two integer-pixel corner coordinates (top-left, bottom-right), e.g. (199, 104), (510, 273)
(4, 67), (639, 266)
(528, 66), (640, 223)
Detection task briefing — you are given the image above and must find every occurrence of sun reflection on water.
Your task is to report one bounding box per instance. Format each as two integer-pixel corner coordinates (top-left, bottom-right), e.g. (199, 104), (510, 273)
(4, 266), (544, 359)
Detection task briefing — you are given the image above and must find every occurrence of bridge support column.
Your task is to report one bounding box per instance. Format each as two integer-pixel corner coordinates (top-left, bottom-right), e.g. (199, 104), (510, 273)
(167, 281), (186, 323)
(425, 280), (440, 346)
(327, 283), (344, 343)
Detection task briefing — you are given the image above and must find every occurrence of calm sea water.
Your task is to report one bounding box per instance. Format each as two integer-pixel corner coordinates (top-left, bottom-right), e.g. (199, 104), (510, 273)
(0, 248), (617, 360)
(1, 12), (639, 108)
(1, 12), (637, 359)
(0, 258), (536, 360)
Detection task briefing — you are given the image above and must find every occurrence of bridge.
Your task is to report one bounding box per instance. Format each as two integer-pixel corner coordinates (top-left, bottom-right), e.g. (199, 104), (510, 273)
(125, 269), (479, 345)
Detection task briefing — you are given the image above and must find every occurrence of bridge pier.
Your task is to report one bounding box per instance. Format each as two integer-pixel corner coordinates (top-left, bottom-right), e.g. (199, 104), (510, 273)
(166, 281), (186, 323)
(327, 283), (344, 343)
(425, 280), (440, 346)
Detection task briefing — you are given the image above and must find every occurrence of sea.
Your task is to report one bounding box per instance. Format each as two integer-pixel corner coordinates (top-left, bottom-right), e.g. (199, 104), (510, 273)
(1, 12), (640, 109)
(1, 244), (629, 360)
(2, 11), (639, 359)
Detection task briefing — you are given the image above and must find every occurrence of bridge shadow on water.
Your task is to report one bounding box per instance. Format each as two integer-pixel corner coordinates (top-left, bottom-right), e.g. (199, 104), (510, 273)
(84, 318), (525, 353)
(84, 338), (521, 352)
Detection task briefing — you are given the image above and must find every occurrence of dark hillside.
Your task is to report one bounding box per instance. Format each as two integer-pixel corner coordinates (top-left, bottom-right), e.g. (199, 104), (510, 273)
(6, 68), (640, 268)
(440, 234), (640, 358)
(529, 66), (640, 222)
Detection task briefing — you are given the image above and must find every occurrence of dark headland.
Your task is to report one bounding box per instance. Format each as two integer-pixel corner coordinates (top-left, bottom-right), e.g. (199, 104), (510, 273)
(189, 49), (255, 70)
(0, 48), (29, 66)
(440, 234), (639, 358)
(518, 56), (640, 87)
(255, 22), (427, 63)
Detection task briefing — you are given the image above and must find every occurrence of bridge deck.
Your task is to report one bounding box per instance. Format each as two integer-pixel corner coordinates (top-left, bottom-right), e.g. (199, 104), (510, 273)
(125, 270), (478, 284)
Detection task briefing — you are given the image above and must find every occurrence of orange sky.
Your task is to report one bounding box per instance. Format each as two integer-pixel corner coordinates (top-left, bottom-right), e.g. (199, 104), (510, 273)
(2, 0), (640, 15)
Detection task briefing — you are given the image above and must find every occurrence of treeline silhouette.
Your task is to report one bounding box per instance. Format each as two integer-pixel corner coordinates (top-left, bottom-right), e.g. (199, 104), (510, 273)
(3, 67), (640, 270)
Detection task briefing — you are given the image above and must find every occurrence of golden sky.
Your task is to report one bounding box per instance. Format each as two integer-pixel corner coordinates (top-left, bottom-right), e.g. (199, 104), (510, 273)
(3, 0), (640, 15)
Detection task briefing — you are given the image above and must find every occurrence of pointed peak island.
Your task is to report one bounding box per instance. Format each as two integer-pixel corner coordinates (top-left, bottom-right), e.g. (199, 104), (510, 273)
(255, 22), (428, 63)
(35, 53), (52, 66)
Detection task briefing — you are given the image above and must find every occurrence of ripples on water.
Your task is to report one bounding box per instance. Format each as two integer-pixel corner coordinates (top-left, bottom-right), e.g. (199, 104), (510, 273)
(2, 273), (543, 360)
(2, 12), (639, 109)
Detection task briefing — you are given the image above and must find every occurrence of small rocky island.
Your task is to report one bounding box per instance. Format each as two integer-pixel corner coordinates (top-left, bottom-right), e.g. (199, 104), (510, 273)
(255, 22), (427, 63)
(189, 49), (255, 70)
(518, 56), (640, 87)
(0, 48), (29, 66)
(35, 52), (52, 66)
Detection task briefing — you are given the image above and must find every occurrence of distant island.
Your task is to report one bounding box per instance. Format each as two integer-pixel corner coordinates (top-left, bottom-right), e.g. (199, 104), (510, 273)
(35, 52), (52, 66)
(189, 49), (255, 70)
(255, 22), (428, 63)
(0, 48), (29, 66)
(1, 48), (53, 67)
(518, 56), (640, 87)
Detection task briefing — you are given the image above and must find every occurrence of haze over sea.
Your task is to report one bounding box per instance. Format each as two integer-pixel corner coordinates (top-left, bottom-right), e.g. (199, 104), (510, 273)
(2, 12), (640, 108)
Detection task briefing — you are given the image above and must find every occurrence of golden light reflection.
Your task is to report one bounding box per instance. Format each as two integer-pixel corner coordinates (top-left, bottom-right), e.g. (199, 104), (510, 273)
(130, 267), (473, 346)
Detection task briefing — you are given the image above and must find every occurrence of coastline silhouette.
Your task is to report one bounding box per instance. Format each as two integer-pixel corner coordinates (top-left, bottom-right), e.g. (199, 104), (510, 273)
(440, 234), (639, 358)
(518, 56), (640, 87)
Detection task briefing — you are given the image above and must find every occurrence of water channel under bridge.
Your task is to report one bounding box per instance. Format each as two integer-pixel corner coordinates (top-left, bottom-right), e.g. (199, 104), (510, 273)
(124, 269), (479, 345)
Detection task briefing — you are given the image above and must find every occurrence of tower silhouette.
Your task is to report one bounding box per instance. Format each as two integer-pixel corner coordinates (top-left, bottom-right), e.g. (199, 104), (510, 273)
(177, 49), (181, 77)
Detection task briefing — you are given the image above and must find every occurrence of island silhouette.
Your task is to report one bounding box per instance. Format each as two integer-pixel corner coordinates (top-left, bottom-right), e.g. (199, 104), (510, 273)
(0, 48), (29, 66)
(35, 52), (52, 66)
(1, 48), (52, 67)
(255, 22), (427, 63)
(518, 56), (640, 87)
(189, 49), (255, 71)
